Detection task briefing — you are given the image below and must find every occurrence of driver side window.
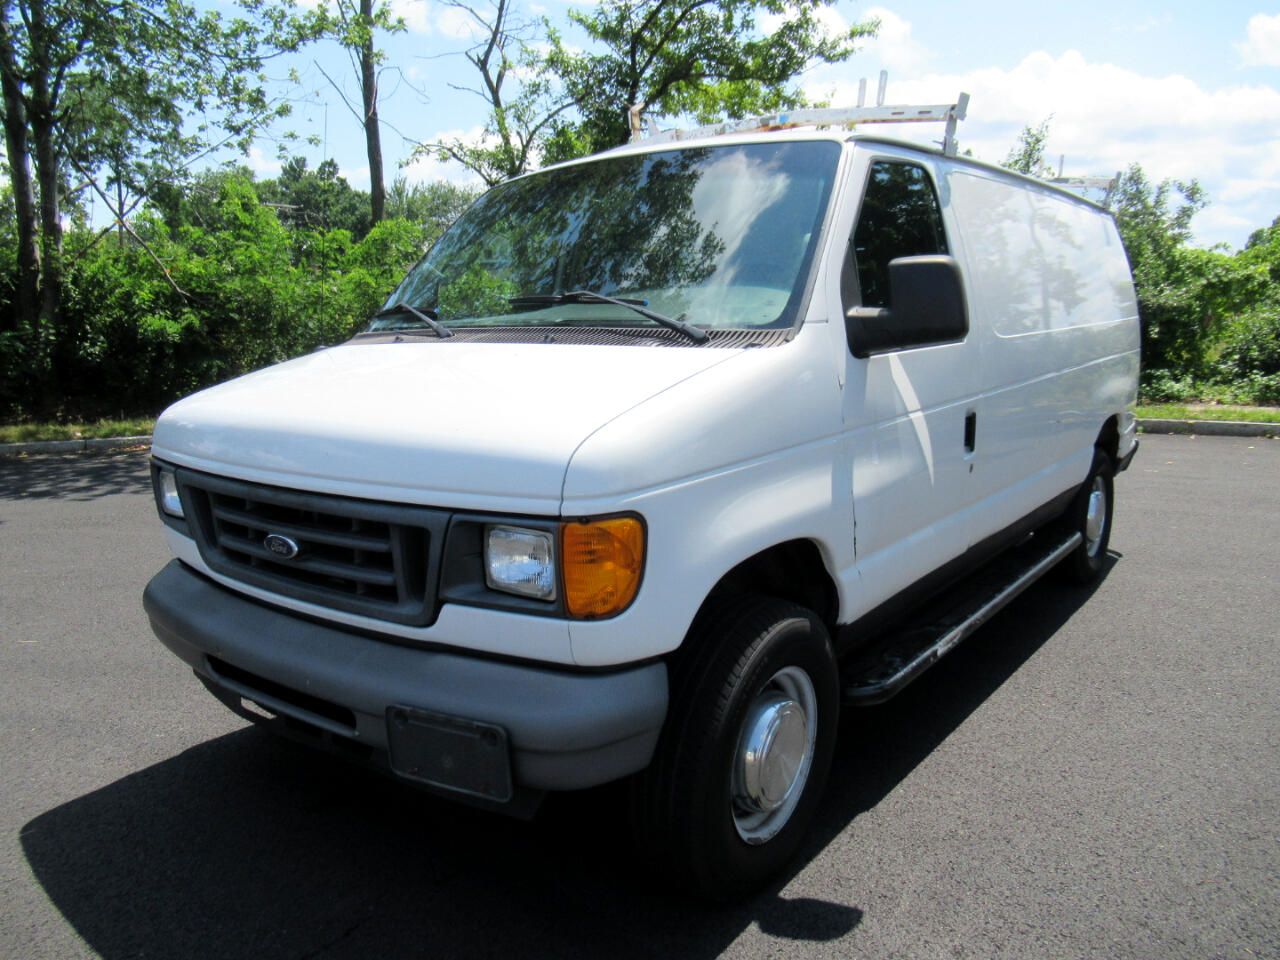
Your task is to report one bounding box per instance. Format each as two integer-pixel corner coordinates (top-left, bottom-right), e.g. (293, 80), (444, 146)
(844, 161), (949, 310)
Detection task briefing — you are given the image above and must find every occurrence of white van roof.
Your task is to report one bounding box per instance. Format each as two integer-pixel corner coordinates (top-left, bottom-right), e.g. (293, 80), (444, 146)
(525, 93), (1114, 215)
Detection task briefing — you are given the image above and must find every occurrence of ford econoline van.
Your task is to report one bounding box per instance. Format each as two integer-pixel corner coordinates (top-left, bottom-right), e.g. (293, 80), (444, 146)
(144, 118), (1139, 898)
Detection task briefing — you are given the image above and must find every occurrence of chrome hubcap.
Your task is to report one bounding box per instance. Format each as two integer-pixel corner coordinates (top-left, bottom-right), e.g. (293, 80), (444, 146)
(1085, 477), (1107, 557)
(732, 665), (817, 844)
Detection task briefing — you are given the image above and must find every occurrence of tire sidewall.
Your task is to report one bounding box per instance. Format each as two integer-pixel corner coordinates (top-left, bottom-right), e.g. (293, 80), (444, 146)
(1069, 449), (1115, 582)
(687, 609), (839, 896)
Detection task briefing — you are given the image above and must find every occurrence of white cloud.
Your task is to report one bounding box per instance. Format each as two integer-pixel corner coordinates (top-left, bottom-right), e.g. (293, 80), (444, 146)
(860, 6), (931, 74)
(340, 163), (372, 189)
(761, 4), (885, 59)
(435, 3), (486, 39)
(389, 0), (431, 34)
(799, 27), (1280, 250)
(1237, 12), (1280, 67)
(812, 5), (849, 39)
(246, 145), (283, 177)
(1194, 205), (1261, 246)
(1219, 176), (1280, 204)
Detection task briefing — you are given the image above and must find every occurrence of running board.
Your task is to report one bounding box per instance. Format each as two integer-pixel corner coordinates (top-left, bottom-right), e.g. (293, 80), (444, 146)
(842, 531), (1082, 705)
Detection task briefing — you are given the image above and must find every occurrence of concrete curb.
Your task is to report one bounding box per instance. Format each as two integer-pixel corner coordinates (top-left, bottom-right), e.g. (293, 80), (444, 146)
(1, 419), (1276, 458)
(1138, 419), (1278, 439)
(0, 435), (152, 458)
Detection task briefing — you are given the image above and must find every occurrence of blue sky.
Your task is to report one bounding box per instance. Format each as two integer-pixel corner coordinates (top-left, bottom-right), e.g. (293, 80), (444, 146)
(242, 0), (1280, 250)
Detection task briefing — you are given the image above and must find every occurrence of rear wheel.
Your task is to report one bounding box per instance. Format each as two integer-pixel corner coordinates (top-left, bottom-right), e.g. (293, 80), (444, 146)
(1060, 447), (1115, 584)
(631, 596), (838, 899)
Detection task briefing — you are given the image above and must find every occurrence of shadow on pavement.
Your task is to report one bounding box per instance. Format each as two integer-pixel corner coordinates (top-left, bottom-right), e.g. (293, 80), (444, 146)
(21, 563), (1110, 959)
(0, 449), (152, 502)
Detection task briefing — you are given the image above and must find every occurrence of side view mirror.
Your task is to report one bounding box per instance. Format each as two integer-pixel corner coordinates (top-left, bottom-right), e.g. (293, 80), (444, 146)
(845, 255), (969, 359)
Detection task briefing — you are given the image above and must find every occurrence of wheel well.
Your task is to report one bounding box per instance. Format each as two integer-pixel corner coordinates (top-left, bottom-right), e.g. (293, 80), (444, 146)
(701, 540), (839, 632)
(1096, 416), (1120, 465)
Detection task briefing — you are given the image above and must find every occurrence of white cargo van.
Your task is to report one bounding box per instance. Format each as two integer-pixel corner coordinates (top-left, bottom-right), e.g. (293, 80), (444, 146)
(144, 105), (1139, 897)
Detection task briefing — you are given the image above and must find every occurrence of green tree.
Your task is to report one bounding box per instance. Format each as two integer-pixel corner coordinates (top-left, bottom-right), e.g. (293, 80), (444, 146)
(313, 0), (413, 224)
(1216, 216), (1280, 398)
(542, 0), (878, 158)
(1104, 164), (1213, 371)
(1003, 117), (1056, 179)
(414, 0), (573, 185)
(0, 0), (320, 340)
(258, 157), (372, 238)
(1239, 214), (1280, 287)
(0, 0), (323, 419)
(384, 177), (478, 243)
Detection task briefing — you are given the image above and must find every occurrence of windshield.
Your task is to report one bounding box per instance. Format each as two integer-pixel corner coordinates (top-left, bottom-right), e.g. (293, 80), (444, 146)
(370, 140), (840, 333)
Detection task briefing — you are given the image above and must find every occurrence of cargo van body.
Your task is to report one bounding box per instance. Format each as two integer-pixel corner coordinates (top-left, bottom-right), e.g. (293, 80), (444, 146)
(144, 129), (1139, 896)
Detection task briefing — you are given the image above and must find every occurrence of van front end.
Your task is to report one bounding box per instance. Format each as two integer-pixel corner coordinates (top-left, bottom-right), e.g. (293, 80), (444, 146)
(138, 337), (752, 810)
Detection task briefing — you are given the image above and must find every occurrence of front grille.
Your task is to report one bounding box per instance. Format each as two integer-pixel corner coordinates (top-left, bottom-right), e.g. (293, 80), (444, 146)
(178, 470), (449, 626)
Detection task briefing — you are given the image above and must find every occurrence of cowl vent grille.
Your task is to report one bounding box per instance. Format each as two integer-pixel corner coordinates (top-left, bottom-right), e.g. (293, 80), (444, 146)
(176, 470), (449, 626)
(351, 326), (791, 349)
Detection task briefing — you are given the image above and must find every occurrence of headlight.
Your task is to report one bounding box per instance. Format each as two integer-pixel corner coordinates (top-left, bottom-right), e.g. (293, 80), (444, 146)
(156, 466), (184, 518)
(485, 525), (556, 600)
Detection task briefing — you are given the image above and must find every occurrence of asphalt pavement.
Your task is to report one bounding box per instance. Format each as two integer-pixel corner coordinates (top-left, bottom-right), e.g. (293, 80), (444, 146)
(1, 435), (1277, 959)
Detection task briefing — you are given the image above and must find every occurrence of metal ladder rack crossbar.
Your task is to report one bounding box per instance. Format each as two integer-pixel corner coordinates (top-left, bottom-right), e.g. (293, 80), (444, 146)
(632, 93), (971, 156)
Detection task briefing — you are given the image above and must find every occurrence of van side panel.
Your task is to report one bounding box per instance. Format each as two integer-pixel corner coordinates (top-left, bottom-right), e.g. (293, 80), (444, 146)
(946, 167), (1140, 544)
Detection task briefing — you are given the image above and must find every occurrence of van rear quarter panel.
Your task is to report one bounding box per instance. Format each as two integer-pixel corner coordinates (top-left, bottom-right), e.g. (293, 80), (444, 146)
(945, 166), (1140, 541)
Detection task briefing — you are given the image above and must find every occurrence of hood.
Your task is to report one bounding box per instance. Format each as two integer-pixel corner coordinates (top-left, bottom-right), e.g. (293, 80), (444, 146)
(152, 339), (741, 511)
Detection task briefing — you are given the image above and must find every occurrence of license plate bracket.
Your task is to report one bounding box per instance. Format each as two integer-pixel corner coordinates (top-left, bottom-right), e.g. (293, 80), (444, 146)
(386, 706), (513, 803)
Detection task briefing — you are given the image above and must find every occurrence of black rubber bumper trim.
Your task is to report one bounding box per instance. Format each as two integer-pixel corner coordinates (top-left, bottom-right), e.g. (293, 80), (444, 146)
(143, 560), (668, 792)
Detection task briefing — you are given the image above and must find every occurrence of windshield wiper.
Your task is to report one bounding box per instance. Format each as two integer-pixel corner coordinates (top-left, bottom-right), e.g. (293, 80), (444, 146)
(507, 290), (708, 344)
(373, 302), (454, 339)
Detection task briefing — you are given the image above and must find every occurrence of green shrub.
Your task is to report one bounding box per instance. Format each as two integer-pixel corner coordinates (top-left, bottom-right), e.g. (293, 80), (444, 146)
(0, 174), (431, 421)
(1139, 367), (1280, 407)
(1139, 369), (1199, 404)
(1217, 307), (1280, 380)
(1240, 373), (1280, 406)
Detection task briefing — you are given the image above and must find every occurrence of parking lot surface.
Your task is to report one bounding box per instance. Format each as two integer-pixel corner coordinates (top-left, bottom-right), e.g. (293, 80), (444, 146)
(1, 434), (1277, 959)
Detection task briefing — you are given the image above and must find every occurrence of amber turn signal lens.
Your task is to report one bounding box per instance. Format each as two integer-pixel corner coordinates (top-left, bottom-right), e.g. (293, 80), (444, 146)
(561, 517), (644, 618)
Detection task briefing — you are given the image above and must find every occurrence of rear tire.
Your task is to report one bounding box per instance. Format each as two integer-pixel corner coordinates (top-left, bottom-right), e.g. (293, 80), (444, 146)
(631, 596), (838, 899)
(1060, 447), (1114, 584)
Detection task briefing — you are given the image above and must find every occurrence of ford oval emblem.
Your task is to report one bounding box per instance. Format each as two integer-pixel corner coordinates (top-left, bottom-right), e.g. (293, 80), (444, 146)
(263, 533), (300, 560)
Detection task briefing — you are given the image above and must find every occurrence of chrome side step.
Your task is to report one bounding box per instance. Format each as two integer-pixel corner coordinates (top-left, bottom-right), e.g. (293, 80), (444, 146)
(842, 532), (1082, 705)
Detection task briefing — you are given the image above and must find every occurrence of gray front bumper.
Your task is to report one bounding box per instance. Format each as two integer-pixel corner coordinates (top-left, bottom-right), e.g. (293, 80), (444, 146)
(143, 561), (667, 796)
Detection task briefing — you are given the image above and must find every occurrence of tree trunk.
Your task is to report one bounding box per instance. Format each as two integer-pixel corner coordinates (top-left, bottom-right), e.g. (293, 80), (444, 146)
(21, 0), (61, 329)
(25, 1), (67, 412)
(359, 0), (385, 224)
(0, 33), (40, 333)
(31, 107), (62, 326)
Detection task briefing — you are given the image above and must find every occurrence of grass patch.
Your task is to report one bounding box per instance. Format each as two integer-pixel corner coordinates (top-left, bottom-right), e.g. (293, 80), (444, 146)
(0, 418), (155, 444)
(1136, 404), (1280, 424)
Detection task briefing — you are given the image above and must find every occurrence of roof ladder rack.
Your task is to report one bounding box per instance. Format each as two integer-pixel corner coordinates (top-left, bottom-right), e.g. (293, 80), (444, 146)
(630, 72), (971, 156)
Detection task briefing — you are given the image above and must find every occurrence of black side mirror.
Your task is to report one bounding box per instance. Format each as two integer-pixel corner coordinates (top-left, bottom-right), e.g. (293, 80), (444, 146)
(845, 255), (969, 358)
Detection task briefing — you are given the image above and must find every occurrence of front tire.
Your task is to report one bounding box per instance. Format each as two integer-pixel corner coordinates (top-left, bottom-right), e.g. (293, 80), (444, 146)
(631, 597), (838, 899)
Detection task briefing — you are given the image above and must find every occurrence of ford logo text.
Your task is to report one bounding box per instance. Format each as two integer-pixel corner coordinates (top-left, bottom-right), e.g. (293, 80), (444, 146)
(263, 533), (301, 560)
